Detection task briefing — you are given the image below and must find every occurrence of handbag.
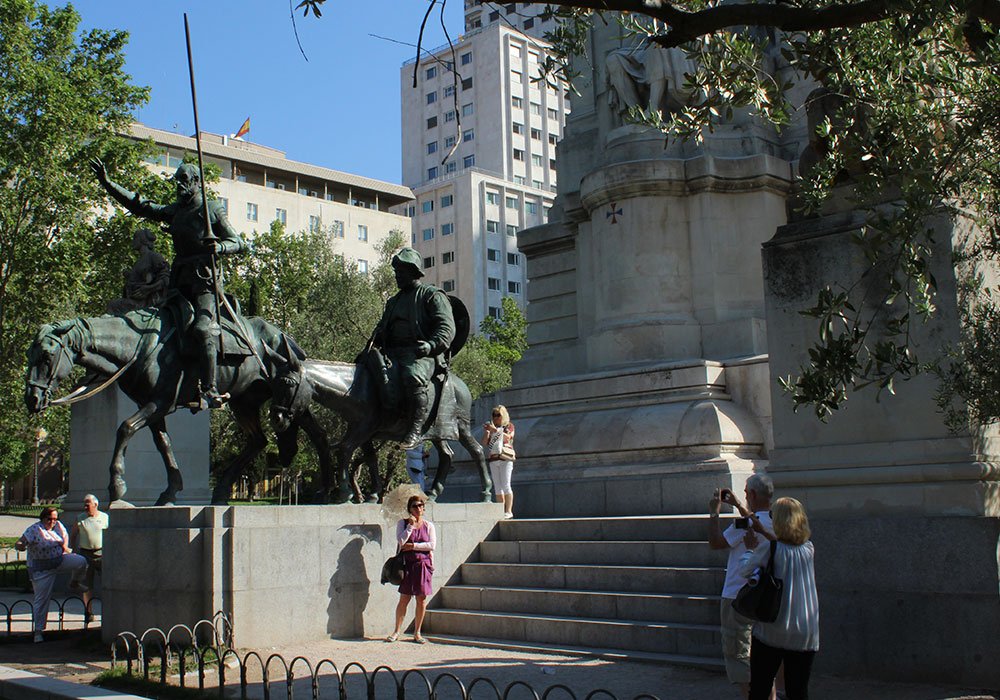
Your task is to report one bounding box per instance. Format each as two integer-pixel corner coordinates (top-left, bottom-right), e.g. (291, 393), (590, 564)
(732, 540), (783, 622)
(495, 427), (515, 461)
(380, 552), (406, 586)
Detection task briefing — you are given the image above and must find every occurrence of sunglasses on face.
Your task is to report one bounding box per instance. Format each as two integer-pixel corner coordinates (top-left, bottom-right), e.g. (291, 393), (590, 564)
(45, 516), (58, 521)
(410, 503), (425, 509)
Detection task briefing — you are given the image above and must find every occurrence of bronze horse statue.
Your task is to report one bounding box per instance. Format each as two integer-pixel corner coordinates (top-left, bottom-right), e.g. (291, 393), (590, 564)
(269, 352), (492, 504)
(25, 306), (332, 506)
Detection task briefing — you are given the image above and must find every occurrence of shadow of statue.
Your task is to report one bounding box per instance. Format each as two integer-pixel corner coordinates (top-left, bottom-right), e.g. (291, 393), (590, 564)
(326, 524), (380, 638)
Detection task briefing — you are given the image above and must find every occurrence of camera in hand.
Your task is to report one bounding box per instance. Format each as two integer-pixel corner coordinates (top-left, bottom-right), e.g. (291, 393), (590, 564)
(734, 517), (750, 529)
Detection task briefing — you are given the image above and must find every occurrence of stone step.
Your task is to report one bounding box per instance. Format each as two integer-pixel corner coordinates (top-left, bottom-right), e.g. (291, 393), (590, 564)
(423, 609), (722, 658)
(459, 562), (726, 594)
(423, 633), (726, 670)
(498, 515), (734, 542)
(478, 540), (727, 567)
(439, 585), (720, 625)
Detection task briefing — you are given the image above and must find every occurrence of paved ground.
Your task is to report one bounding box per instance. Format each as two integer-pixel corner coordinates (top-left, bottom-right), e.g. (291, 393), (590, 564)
(0, 601), (995, 700)
(0, 515), (36, 538)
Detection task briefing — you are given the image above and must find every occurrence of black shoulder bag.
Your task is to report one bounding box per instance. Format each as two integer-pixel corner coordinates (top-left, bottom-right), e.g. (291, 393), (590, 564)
(732, 540), (783, 622)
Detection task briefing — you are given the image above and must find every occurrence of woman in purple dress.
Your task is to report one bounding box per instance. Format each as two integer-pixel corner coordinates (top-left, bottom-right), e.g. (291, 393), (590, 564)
(387, 495), (436, 644)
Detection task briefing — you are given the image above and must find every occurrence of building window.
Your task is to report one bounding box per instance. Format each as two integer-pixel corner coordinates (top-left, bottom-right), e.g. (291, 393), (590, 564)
(463, 154), (475, 168)
(443, 279), (455, 292)
(486, 220), (499, 233)
(511, 70), (522, 84)
(533, 179), (544, 189)
(463, 129), (475, 142)
(357, 259), (369, 274)
(506, 224), (518, 236)
(530, 102), (542, 115)
(532, 154), (543, 166)
(513, 148), (524, 161)
(462, 103), (474, 116)
(488, 305), (502, 319)
(445, 110), (456, 122)
(427, 116), (437, 129)
(462, 77), (473, 90)
(426, 91), (437, 104)
(441, 194), (454, 207)
(427, 141), (438, 154)
(486, 192), (499, 205)
(461, 52), (472, 65)
(513, 122), (524, 135)
(427, 166), (438, 179)
(508, 281), (522, 294)
(507, 252), (521, 265)
(443, 251), (455, 264)
(444, 85), (455, 97)
(548, 133), (558, 145)
(275, 208), (287, 225)
(309, 215), (321, 233)
(488, 277), (501, 291)
(358, 224), (369, 241)
(523, 17), (534, 29)
(246, 202), (258, 222)
(423, 256), (435, 269)
(512, 96), (523, 109)
(236, 174), (247, 183)
(442, 223), (454, 235)
(332, 220), (345, 238)
(526, 201), (538, 214)
(514, 175), (526, 185)
(426, 66), (437, 79)
(446, 161), (457, 173)
(423, 227), (435, 241)
(506, 196), (518, 209)
(422, 200), (434, 213)
(219, 198), (228, 215)
(550, 158), (557, 170)
(445, 135), (456, 148)
(548, 107), (558, 119)
(487, 248), (500, 262)
(531, 127), (542, 140)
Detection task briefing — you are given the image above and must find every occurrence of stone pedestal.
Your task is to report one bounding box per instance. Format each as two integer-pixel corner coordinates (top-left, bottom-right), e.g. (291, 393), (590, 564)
(66, 388), (210, 509)
(102, 503), (503, 647)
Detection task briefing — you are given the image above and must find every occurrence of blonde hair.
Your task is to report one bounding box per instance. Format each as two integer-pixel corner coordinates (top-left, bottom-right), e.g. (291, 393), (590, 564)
(771, 497), (811, 545)
(492, 405), (510, 427)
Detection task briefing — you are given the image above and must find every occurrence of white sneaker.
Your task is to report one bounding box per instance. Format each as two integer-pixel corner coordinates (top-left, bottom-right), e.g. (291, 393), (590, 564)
(32, 632), (43, 643)
(503, 512), (514, 519)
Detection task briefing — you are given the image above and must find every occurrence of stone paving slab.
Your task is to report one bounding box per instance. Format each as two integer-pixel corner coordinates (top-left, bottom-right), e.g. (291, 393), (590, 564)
(0, 516), (36, 539)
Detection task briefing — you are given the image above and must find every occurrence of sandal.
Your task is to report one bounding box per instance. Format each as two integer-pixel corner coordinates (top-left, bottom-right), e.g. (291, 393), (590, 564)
(413, 635), (428, 644)
(385, 633), (399, 643)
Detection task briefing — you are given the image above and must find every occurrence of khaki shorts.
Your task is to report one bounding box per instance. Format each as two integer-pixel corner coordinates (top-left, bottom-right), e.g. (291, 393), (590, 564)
(80, 548), (102, 588)
(720, 598), (753, 684)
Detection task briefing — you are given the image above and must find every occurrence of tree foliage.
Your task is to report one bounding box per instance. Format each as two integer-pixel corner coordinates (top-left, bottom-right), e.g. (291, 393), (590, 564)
(0, 0), (149, 479)
(452, 296), (528, 399)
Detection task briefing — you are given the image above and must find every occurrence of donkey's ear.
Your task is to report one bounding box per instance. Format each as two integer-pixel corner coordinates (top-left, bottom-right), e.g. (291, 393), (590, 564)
(50, 319), (76, 335)
(282, 336), (303, 372)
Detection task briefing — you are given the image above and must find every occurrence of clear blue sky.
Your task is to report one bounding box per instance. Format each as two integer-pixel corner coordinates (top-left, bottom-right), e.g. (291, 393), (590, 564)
(60, 0), (465, 184)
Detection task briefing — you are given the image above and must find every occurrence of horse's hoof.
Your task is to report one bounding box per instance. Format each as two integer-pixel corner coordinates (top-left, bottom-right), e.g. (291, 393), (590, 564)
(109, 499), (135, 509)
(365, 494), (379, 504)
(153, 495), (176, 507)
(109, 479), (127, 504)
(480, 494), (493, 503)
(332, 489), (351, 505)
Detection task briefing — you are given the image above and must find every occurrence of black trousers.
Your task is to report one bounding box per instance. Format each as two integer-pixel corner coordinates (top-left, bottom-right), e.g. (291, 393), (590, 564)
(749, 636), (816, 700)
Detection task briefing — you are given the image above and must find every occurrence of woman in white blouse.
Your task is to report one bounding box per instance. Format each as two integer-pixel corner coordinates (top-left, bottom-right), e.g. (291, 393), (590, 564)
(742, 497), (819, 700)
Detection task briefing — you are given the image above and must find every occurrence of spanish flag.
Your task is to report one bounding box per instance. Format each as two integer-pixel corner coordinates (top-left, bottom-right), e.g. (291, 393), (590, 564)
(234, 117), (250, 139)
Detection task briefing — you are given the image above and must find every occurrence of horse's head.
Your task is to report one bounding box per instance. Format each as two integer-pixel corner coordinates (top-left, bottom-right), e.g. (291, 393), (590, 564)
(269, 354), (311, 433)
(25, 322), (78, 413)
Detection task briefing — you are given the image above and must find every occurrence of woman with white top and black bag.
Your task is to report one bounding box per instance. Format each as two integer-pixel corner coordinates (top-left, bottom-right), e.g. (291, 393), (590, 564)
(741, 497), (819, 700)
(482, 405), (516, 519)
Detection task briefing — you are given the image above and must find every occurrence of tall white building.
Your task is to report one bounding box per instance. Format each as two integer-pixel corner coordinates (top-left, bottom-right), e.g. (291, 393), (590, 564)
(128, 123), (413, 273)
(396, 12), (569, 328)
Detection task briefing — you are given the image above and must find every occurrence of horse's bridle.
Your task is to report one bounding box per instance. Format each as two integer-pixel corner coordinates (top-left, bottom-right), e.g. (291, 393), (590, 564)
(27, 332), (73, 398)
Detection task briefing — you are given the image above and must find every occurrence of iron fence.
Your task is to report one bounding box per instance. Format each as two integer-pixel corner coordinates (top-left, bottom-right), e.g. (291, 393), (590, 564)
(111, 614), (662, 700)
(0, 548), (29, 589)
(0, 595), (101, 634)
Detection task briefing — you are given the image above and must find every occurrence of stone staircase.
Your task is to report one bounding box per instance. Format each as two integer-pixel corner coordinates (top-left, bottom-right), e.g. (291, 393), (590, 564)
(424, 515), (729, 667)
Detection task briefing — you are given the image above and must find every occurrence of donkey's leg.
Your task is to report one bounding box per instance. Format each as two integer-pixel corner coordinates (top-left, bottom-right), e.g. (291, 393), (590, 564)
(108, 402), (162, 504)
(211, 400), (267, 505)
(148, 417), (184, 506)
(361, 441), (381, 503)
(426, 439), (454, 502)
(293, 409), (334, 503)
(459, 421), (493, 503)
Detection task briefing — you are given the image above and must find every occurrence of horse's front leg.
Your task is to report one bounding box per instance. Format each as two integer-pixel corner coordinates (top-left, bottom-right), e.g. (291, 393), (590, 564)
(426, 438), (454, 503)
(108, 402), (163, 504)
(361, 441), (380, 503)
(458, 421), (492, 502)
(290, 409), (333, 503)
(211, 400), (267, 505)
(148, 417), (183, 506)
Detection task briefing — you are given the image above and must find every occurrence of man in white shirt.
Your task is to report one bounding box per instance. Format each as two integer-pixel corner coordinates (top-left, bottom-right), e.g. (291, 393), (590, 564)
(708, 474), (775, 698)
(404, 444), (429, 491)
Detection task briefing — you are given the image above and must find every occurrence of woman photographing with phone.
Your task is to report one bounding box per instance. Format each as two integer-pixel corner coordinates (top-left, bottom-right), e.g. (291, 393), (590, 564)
(482, 405), (516, 519)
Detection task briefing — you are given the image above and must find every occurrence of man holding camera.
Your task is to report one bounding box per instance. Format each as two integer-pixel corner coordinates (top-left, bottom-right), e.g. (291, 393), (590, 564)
(709, 474), (775, 698)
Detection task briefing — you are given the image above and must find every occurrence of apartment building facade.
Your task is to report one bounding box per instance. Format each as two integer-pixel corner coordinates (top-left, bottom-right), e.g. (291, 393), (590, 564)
(396, 13), (568, 327)
(129, 123), (414, 273)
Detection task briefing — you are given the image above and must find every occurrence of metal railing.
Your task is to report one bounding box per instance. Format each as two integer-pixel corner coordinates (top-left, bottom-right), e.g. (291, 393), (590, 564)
(0, 548), (29, 589)
(0, 595), (101, 633)
(111, 614), (662, 700)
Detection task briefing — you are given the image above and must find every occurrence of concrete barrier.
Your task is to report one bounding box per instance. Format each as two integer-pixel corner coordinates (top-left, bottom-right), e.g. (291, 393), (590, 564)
(0, 665), (147, 699)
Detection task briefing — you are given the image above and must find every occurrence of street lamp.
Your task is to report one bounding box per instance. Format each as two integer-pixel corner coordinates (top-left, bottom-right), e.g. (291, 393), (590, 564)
(32, 427), (47, 506)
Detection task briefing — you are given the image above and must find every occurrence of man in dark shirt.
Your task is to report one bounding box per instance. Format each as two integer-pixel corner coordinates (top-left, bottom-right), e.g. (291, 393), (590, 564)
(92, 160), (246, 410)
(372, 248), (456, 448)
